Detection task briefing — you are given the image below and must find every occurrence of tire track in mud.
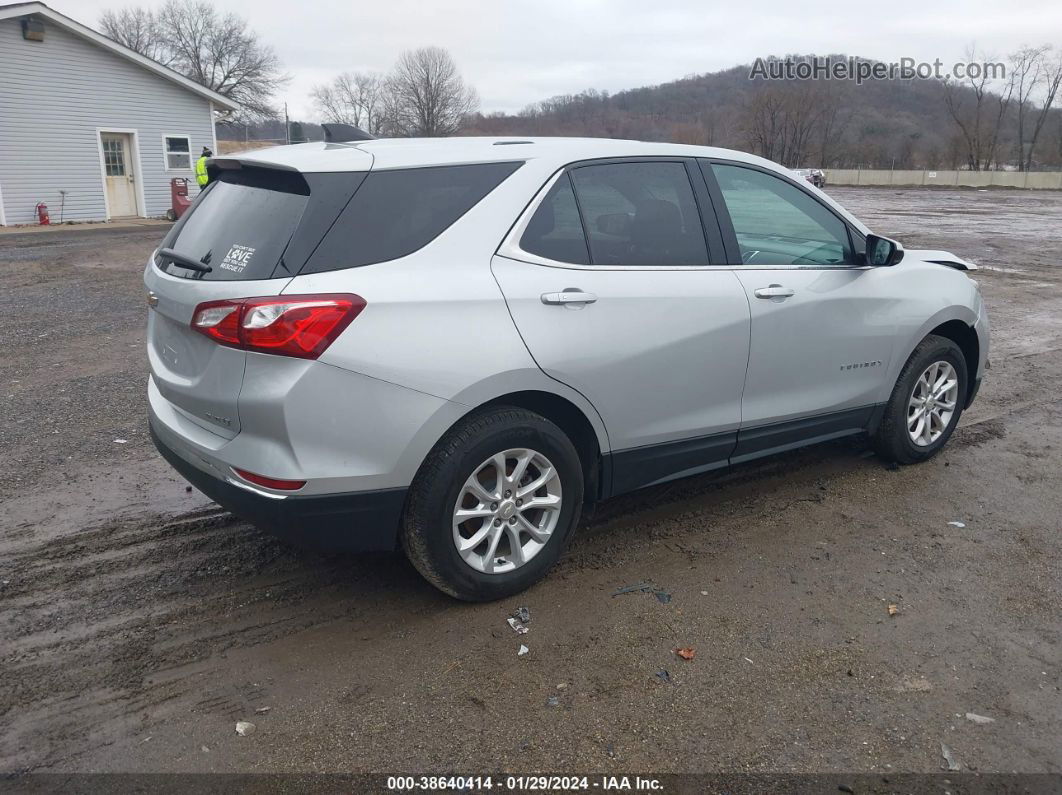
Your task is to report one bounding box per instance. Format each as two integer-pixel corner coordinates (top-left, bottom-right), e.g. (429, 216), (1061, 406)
(0, 504), (426, 771)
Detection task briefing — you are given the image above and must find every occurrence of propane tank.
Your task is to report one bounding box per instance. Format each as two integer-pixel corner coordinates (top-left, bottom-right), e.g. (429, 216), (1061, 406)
(36, 202), (50, 225)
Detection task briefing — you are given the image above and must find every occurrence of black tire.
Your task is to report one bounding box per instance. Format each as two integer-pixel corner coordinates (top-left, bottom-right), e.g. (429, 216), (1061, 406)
(872, 334), (968, 464)
(401, 406), (584, 601)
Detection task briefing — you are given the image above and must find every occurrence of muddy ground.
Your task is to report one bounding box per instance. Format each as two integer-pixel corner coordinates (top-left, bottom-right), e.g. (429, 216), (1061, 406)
(0, 188), (1059, 775)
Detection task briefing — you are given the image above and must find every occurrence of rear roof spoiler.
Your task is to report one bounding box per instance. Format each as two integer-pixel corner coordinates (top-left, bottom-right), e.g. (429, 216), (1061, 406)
(321, 123), (375, 143)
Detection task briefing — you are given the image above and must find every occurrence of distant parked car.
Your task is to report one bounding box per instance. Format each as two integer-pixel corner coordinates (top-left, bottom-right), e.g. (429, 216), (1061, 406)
(793, 167), (826, 188)
(146, 137), (988, 600)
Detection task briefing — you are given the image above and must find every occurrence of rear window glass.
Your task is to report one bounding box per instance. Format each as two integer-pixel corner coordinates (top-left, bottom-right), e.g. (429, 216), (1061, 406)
(519, 173), (589, 265)
(157, 168), (311, 281)
(301, 161), (522, 273)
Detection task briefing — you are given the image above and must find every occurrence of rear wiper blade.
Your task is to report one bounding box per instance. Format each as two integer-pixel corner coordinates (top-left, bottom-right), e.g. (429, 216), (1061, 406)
(157, 247), (212, 273)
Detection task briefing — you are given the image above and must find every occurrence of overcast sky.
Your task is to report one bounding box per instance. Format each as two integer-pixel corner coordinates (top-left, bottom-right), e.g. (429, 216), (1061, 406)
(49, 0), (1062, 120)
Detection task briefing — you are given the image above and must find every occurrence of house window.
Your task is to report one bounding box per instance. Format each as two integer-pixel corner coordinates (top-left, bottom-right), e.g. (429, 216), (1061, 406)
(164, 135), (191, 170)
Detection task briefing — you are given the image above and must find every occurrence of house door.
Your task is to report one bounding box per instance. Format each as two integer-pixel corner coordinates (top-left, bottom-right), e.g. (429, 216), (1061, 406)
(100, 132), (140, 217)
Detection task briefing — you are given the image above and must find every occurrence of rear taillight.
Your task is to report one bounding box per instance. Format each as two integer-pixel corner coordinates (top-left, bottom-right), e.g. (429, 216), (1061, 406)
(191, 294), (365, 359)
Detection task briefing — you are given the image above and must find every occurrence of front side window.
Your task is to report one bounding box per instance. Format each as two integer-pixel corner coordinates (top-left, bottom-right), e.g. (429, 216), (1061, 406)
(569, 162), (709, 267)
(303, 161), (523, 273)
(164, 135), (191, 170)
(519, 173), (589, 265)
(711, 164), (855, 266)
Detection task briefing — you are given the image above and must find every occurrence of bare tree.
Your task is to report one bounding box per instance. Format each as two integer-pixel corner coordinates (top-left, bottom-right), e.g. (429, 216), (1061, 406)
(1008, 46), (1048, 169)
(386, 47), (478, 136)
(1025, 49), (1062, 170)
(742, 83), (821, 166)
(312, 71), (387, 134)
(986, 69), (1014, 169)
(100, 0), (288, 121)
(943, 46), (1004, 170)
(99, 7), (167, 63)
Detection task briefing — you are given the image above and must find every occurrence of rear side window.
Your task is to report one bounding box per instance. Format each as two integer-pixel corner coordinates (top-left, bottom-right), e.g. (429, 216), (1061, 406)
(156, 168), (312, 281)
(302, 161), (522, 273)
(570, 162), (708, 267)
(519, 173), (589, 265)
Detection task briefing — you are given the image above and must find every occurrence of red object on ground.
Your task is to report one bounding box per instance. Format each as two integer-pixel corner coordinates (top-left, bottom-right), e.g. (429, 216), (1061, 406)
(170, 178), (192, 220)
(36, 203), (50, 225)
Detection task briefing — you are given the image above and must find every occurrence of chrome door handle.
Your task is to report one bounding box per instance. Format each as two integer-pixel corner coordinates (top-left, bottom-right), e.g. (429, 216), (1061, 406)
(754, 285), (795, 299)
(541, 290), (598, 306)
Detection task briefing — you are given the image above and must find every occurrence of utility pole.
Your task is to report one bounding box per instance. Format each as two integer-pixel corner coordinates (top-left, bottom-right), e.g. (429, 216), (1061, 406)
(284, 102), (290, 145)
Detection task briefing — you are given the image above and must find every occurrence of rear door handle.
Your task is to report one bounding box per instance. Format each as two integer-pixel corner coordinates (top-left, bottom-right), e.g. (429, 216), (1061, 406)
(541, 290), (598, 306)
(754, 285), (795, 299)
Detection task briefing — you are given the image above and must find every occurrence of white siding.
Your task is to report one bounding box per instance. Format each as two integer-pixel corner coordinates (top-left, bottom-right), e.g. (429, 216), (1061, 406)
(0, 16), (214, 224)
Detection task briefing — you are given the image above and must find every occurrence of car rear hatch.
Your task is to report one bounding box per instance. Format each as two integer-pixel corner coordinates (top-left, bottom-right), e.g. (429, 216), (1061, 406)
(144, 155), (370, 438)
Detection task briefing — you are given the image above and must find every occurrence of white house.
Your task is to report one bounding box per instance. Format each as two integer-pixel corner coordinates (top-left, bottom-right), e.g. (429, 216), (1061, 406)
(0, 2), (239, 225)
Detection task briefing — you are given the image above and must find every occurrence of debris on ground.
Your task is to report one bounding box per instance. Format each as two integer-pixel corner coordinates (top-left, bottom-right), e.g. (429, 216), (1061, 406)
(948, 521), (966, 528)
(556, 683), (568, 690)
(254, 706), (271, 714)
(940, 742), (961, 771)
(518, 644), (529, 656)
(965, 712), (995, 724)
(612, 582), (654, 596)
(674, 647), (695, 661)
(888, 604), (900, 616)
(700, 590), (708, 596)
(512, 606), (531, 623)
(506, 616), (529, 634)
(612, 582), (672, 603)
(200, 745), (210, 753)
(655, 670), (671, 684)
(744, 657), (754, 665)
(113, 439), (128, 444)
(546, 696), (560, 707)
(235, 721), (256, 737)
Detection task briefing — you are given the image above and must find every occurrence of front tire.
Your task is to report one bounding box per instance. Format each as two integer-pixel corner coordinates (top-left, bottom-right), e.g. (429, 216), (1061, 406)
(872, 334), (968, 464)
(401, 407), (584, 601)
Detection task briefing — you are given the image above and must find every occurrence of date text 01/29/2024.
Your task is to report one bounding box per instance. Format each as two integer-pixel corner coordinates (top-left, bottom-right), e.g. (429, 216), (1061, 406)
(386, 775), (664, 791)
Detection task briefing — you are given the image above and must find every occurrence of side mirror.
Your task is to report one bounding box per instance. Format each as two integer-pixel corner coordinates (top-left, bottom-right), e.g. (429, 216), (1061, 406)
(865, 234), (904, 267)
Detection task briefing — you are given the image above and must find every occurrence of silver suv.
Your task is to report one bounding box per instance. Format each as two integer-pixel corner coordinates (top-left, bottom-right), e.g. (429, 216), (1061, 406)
(146, 137), (989, 600)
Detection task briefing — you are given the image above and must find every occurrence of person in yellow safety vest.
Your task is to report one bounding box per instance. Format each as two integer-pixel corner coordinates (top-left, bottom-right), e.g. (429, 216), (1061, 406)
(195, 147), (212, 188)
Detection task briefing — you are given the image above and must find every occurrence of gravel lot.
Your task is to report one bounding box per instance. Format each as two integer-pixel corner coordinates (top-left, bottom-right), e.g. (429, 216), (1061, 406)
(1, 188), (1060, 775)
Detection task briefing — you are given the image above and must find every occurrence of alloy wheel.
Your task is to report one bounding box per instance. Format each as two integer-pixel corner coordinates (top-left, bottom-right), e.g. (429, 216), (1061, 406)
(908, 360), (959, 446)
(452, 448), (563, 574)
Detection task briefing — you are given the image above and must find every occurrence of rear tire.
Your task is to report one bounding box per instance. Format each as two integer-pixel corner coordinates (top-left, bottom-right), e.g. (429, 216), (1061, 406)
(401, 406), (583, 601)
(872, 334), (968, 464)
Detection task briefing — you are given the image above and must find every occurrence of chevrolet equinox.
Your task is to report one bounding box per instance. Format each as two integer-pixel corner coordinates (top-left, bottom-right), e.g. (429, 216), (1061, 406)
(146, 137), (989, 600)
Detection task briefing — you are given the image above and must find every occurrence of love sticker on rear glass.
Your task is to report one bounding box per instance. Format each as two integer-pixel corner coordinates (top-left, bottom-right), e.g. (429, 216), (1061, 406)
(220, 244), (256, 273)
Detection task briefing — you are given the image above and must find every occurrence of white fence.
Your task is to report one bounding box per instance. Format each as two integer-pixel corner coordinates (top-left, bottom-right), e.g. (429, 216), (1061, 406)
(825, 169), (1062, 190)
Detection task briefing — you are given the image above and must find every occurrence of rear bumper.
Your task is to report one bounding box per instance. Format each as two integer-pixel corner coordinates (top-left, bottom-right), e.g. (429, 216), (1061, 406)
(150, 422), (406, 552)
